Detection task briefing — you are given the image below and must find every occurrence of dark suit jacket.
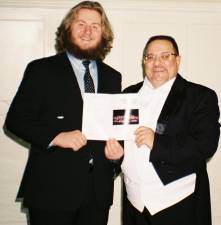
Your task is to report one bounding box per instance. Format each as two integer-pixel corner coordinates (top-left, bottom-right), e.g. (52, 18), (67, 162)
(5, 52), (122, 210)
(123, 75), (220, 224)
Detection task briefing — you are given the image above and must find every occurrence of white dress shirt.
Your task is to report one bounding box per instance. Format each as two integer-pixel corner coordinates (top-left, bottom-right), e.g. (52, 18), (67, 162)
(66, 51), (98, 94)
(121, 77), (196, 215)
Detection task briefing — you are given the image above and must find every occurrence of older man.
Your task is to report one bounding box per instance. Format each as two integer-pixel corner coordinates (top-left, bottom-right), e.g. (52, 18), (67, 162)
(105, 35), (220, 225)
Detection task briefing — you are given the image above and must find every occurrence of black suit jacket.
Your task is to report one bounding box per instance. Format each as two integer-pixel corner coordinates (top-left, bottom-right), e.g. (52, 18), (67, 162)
(123, 75), (220, 224)
(5, 52), (122, 210)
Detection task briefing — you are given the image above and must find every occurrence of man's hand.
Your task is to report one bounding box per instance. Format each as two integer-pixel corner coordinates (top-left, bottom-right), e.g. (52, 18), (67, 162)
(52, 130), (87, 151)
(135, 126), (155, 149)
(105, 138), (124, 160)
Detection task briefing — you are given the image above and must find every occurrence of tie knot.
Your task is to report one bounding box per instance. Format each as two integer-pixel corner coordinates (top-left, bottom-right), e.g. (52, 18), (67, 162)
(82, 60), (90, 69)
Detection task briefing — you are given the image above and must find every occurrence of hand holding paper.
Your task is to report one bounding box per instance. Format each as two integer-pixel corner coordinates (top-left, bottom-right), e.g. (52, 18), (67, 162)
(105, 138), (124, 160)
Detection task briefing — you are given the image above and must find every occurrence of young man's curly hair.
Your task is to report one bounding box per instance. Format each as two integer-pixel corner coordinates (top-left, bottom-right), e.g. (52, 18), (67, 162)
(55, 1), (114, 61)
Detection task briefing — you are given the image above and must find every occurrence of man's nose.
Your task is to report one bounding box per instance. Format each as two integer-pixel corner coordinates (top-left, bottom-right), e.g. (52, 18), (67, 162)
(153, 56), (162, 65)
(84, 25), (92, 34)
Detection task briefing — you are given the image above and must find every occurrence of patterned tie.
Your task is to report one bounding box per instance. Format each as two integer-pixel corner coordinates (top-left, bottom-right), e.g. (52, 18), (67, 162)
(82, 60), (95, 93)
(82, 60), (95, 171)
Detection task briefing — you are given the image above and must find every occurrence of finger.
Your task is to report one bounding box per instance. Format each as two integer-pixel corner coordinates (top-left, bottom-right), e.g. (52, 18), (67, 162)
(111, 141), (122, 155)
(135, 127), (147, 136)
(135, 126), (147, 132)
(105, 142), (114, 157)
(71, 136), (87, 151)
(106, 139), (117, 151)
(106, 140), (112, 151)
(80, 133), (87, 145)
(71, 140), (81, 151)
(74, 132), (87, 146)
(105, 148), (114, 159)
(105, 140), (120, 158)
(135, 135), (146, 147)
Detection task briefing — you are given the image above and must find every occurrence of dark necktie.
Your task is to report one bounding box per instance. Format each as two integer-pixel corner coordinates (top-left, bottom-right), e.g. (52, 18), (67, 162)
(82, 60), (95, 93)
(82, 60), (95, 171)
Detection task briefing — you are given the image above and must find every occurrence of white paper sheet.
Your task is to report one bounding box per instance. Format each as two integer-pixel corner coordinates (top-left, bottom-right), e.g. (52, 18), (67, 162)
(82, 93), (140, 140)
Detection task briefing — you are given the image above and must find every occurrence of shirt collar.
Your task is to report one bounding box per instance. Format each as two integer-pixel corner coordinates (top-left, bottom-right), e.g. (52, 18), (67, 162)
(142, 76), (176, 93)
(66, 51), (96, 72)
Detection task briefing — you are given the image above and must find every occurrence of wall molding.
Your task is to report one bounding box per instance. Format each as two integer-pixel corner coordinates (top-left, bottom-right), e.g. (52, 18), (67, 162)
(0, 0), (221, 12)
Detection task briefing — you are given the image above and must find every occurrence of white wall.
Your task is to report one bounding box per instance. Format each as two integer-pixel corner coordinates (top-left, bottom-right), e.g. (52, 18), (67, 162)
(0, 1), (221, 225)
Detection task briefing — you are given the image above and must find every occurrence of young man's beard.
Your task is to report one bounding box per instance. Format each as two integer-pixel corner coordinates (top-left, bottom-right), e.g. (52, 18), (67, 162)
(67, 39), (105, 60)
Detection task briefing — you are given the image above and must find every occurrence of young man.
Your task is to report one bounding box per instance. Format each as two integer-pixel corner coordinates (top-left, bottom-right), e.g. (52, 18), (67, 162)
(4, 1), (121, 225)
(105, 35), (220, 225)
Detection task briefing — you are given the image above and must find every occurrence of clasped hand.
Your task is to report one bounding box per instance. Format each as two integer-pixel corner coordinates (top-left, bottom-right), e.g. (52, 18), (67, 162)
(105, 126), (155, 160)
(51, 126), (154, 155)
(52, 130), (87, 151)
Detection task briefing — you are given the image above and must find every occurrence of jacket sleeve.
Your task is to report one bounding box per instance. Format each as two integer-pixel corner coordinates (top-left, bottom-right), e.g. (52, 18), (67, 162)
(4, 62), (61, 150)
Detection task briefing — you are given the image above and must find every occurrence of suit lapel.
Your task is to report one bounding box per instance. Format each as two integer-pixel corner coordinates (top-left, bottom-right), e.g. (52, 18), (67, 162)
(96, 61), (106, 93)
(96, 60), (116, 93)
(124, 75), (187, 134)
(158, 75), (187, 124)
(57, 52), (83, 102)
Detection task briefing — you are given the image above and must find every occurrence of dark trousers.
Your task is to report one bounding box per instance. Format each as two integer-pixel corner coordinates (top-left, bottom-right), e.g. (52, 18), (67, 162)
(28, 172), (110, 225)
(28, 204), (109, 225)
(123, 194), (196, 225)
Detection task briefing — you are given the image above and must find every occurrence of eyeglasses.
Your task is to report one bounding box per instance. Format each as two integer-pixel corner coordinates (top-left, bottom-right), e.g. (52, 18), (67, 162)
(144, 52), (177, 63)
